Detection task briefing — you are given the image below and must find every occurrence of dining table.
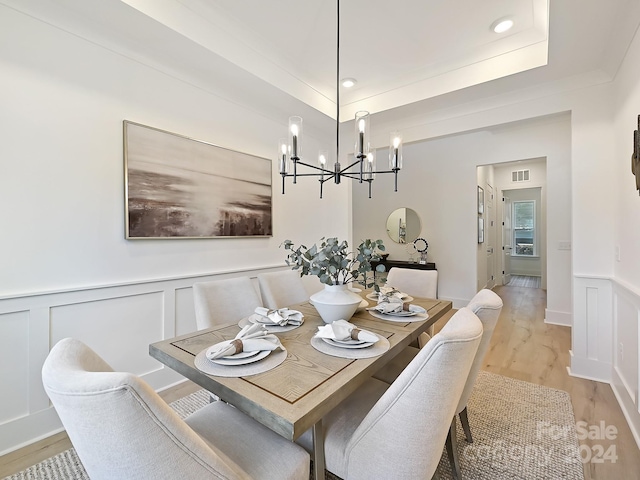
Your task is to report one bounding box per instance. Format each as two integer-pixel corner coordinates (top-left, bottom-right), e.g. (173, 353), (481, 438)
(149, 289), (452, 480)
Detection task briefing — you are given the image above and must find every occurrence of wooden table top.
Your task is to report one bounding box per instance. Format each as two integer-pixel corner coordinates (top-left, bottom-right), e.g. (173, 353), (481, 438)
(149, 293), (452, 441)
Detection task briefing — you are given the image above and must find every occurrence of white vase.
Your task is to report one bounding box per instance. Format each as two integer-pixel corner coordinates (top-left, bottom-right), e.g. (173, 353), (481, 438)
(310, 284), (362, 324)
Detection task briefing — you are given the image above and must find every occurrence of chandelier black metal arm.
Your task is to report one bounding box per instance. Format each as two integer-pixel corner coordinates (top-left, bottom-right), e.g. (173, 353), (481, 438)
(277, 0), (403, 200)
(281, 156), (400, 199)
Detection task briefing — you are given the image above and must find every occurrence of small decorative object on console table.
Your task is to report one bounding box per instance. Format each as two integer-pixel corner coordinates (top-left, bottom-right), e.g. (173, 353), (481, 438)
(413, 237), (429, 264)
(282, 237), (386, 323)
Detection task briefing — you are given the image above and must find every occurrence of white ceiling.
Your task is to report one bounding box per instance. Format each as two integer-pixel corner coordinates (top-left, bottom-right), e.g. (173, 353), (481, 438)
(5, 0), (640, 128)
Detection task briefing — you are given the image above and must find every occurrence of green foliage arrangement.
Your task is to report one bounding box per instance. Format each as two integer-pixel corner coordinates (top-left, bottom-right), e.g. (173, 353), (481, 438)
(282, 237), (386, 288)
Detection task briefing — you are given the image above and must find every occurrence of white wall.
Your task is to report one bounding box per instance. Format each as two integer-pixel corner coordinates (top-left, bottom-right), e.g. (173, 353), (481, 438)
(353, 115), (571, 313)
(610, 18), (640, 448)
(0, 5), (348, 298)
(0, 5), (346, 454)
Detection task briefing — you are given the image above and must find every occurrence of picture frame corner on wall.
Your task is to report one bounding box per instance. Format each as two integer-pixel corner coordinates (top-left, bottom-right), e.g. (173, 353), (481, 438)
(478, 216), (484, 244)
(123, 121), (273, 240)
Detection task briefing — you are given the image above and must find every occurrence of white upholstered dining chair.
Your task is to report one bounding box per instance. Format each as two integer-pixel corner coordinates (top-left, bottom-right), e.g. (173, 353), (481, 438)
(257, 270), (309, 309)
(370, 267), (439, 384)
(42, 338), (310, 480)
(193, 276), (263, 330)
(385, 267), (438, 335)
(445, 288), (503, 479)
(297, 307), (482, 480)
(371, 288), (503, 480)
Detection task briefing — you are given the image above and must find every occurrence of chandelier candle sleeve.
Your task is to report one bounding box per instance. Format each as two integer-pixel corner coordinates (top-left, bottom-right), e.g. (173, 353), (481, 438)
(390, 132), (403, 170)
(279, 139), (288, 174)
(355, 111), (370, 158)
(288, 116), (302, 159)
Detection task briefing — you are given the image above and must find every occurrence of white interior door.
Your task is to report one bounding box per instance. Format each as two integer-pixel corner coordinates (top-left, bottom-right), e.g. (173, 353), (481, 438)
(486, 183), (495, 288)
(502, 195), (512, 285)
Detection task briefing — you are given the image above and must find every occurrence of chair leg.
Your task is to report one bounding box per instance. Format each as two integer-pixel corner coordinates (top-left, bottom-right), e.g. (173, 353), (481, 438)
(459, 406), (473, 443)
(445, 417), (462, 480)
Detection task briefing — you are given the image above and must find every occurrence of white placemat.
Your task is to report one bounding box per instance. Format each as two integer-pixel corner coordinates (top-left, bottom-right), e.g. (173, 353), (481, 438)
(238, 315), (303, 333)
(311, 334), (390, 359)
(194, 348), (287, 377)
(367, 310), (429, 323)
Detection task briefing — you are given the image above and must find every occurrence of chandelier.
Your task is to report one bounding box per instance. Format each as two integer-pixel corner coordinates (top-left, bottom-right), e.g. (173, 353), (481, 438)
(278, 0), (403, 199)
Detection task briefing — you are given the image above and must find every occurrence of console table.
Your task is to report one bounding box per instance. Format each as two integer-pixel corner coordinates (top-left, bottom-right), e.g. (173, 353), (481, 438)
(371, 259), (436, 280)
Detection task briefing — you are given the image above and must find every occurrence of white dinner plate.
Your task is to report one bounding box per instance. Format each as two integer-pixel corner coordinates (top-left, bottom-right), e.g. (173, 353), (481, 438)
(210, 349), (271, 366)
(221, 349), (260, 360)
(366, 292), (414, 303)
(369, 309), (417, 317)
(332, 337), (367, 345)
(368, 310), (429, 323)
(320, 337), (376, 349)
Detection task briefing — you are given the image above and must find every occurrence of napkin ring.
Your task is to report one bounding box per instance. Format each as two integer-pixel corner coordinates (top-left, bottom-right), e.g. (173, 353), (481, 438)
(350, 328), (361, 340)
(231, 339), (243, 354)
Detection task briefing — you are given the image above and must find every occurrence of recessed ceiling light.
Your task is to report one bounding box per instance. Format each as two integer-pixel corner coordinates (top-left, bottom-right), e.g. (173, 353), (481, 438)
(341, 78), (357, 88)
(491, 17), (514, 34)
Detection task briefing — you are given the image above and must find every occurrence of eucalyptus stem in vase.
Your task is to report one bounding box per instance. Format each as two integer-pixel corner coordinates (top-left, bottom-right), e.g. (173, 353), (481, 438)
(281, 237), (386, 323)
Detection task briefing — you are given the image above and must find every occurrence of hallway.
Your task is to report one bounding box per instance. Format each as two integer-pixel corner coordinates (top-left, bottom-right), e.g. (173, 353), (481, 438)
(477, 285), (640, 479)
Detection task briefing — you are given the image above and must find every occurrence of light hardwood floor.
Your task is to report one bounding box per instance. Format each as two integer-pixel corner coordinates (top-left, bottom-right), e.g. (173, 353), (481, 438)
(1, 285), (639, 479)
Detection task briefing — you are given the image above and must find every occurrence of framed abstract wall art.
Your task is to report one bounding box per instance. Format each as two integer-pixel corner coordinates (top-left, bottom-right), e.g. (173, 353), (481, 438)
(124, 121), (272, 239)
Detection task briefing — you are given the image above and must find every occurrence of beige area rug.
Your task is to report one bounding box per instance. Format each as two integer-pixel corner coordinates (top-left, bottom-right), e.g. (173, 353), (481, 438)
(4, 372), (583, 480)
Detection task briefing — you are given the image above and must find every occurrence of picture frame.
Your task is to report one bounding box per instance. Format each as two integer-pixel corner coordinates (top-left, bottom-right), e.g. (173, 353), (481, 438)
(478, 217), (484, 244)
(124, 121), (272, 239)
(477, 186), (484, 214)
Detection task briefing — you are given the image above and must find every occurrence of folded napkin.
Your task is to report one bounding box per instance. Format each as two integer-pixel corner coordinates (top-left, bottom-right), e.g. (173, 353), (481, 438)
(315, 320), (378, 343)
(369, 302), (427, 315)
(376, 286), (407, 302)
(253, 307), (303, 326)
(206, 323), (283, 360)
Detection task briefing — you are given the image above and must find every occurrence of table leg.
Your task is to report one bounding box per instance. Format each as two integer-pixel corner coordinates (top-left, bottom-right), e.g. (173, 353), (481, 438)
(312, 419), (326, 480)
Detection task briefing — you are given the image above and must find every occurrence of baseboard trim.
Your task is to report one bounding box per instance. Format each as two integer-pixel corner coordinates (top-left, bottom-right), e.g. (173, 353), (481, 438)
(544, 308), (572, 326)
(610, 369), (640, 451)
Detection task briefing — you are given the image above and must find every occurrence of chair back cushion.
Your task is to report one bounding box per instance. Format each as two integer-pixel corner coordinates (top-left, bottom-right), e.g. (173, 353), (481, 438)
(343, 308), (482, 479)
(42, 338), (247, 480)
(456, 288), (503, 413)
(258, 270), (309, 309)
(193, 277), (262, 330)
(386, 268), (438, 298)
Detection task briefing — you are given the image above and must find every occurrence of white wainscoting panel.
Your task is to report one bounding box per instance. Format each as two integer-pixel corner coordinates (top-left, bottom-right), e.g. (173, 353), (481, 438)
(0, 264), (285, 455)
(50, 292), (165, 375)
(570, 276), (612, 382)
(0, 310), (30, 424)
(611, 279), (640, 448)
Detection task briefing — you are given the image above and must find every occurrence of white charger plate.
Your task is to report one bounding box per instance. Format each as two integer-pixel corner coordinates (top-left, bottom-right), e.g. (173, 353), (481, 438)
(320, 337), (376, 349)
(221, 349), (260, 360)
(210, 349), (271, 366)
(368, 310), (429, 323)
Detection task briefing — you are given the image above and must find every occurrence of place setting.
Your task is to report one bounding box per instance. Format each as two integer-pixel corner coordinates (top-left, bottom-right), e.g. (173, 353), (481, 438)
(367, 298), (429, 323)
(194, 323), (288, 377)
(238, 306), (304, 332)
(365, 285), (414, 303)
(310, 319), (390, 359)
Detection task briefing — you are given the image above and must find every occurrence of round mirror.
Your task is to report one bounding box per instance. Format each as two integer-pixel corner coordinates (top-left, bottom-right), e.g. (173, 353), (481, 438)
(386, 208), (421, 244)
